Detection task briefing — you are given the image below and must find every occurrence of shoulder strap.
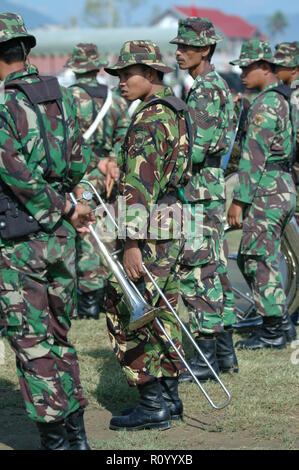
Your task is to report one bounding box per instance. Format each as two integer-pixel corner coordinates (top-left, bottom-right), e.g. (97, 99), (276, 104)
(5, 76), (62, 103)
(5, 76), (68, 179)
(265, 83), (292, 101)
(122, 95), (192, 187)
(70, 83), (108, 101)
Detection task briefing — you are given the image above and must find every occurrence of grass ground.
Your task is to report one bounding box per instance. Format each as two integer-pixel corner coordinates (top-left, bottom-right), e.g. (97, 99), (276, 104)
(0, 306), (298, 451)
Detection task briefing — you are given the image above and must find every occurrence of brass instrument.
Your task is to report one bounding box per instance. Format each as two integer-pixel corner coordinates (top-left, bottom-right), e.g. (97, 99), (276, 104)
(71, 180), (232, 410)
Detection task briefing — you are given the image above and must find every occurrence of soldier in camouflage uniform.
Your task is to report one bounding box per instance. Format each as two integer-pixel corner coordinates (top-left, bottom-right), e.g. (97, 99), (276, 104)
(228, 39), (297, 350)
(66, 44), (130, 319)
(170, 17), (238, 382)
(103, 40), (191, 431)
(274, 42), (299, 224)
(274, 41), (299, 327)
(0, 13), (94, 450)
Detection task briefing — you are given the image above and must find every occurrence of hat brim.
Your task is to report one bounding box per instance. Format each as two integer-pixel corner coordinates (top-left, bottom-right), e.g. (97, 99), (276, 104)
(105, 61), (174, 76)
(230, 57), (277, 67)
(0, 33), (36, 49)
(169, 35), (223, 46)
(67, 58), (108, 73)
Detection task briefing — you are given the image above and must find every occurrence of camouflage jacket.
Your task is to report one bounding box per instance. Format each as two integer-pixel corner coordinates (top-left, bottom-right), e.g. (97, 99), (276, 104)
(183, 64), (234, 202)
(118, 86), (191, 240)
(291, 84), (299, 184)
(0, 65), (91, 243)
(233, 81), (297, 204)
(69, 76), (130, 173)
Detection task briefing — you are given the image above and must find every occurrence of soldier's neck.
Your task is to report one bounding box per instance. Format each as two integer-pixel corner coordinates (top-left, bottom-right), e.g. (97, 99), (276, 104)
(189, 60), (211, 80)
(0, 60), (26, 80)
(260, 74), (277, 91)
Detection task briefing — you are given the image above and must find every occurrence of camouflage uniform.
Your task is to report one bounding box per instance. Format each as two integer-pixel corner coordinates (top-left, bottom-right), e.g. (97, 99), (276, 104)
(230, 40), (297, 320)
(170, 18), (235, 336)
(0, 15), (91, 424)
(104, 41), (191, 387)
(66, 44), (130, 308)
(274, 41), (299, 225)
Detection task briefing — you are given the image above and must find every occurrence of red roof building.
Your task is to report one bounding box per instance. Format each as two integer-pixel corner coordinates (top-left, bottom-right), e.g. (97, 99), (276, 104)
(172, 6), (260, 39)
(151, 5), (266, 71)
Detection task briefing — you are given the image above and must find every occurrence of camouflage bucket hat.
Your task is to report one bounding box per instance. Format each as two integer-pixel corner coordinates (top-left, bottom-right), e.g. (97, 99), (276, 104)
(230, 40), (276, 67)
(170, 17), (223, 47)
(0, 12), (36, 48)
(273, 41), (299, 68)
(66, 43), (108, 74)
(104, 40), (174, 76)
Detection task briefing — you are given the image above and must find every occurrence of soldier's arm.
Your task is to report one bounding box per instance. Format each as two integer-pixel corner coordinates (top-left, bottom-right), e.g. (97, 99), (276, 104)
(232, 94), (282, 204)
(188, 87), (223, 164)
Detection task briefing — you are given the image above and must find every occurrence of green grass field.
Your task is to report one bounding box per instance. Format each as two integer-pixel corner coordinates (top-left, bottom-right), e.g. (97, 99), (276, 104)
(1, 307), (298, 450)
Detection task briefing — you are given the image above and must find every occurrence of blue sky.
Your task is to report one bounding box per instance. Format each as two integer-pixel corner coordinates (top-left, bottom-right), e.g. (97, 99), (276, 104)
(9, 0), (299, 24)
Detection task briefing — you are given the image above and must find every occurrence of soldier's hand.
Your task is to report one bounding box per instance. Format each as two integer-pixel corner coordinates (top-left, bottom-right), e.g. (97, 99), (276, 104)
(123, 240), (146, 282)
(97, 157), (110, 175)
(69, 204), (96, 232)
(227, 200), (243, 228)
(233, 92), (242, 103)
(106, 161), (120, 198)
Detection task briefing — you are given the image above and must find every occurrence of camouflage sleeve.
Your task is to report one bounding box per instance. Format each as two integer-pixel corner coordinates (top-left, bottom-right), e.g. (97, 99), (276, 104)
(233, 93), (287, 204)
(62, 91), (92, 189)
(187, 87), (230, 164)
(103, 92), (130, 162)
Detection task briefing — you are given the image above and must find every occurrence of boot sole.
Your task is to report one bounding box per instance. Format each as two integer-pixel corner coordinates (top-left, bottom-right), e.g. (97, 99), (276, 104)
(109, 420), (171, 431)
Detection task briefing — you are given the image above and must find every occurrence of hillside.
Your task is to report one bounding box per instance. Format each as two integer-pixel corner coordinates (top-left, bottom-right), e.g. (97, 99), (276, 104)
(0, 0), (58, 29)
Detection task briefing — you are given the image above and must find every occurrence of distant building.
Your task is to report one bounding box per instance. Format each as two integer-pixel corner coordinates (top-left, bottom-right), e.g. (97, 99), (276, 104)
(151, 5), (266, 71)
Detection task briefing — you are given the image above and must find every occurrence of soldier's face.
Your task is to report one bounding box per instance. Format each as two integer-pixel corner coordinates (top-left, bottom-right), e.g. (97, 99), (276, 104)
(275, 65), (294, 85)
(118, 65), (152, 101)
(240, 63), (265, 90)
(175, 44), (208, 72)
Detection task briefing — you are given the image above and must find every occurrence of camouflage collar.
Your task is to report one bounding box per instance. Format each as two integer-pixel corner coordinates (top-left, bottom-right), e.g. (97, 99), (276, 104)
(135, 86), (173, 112)
(74, 76), (99, 86)
(262, 81), (281, 94)
(4, 65), (38, 83)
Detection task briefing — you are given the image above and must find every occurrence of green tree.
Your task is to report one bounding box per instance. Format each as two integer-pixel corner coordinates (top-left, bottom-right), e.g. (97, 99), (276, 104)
(83, 0), (146, 28)
(267, 10), (288, 38)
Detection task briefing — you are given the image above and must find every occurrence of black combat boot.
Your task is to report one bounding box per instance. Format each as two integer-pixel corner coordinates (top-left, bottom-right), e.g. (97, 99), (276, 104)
(178, 336), (219, 383)
(235, 316), (286, 350)
(281, 311), (297, 343)
(160, 377), (183, 421)
(65, 407), (90, 450)
(109, 380), (171, 431)
(77, 288), (105, 319)
(216, 327), (239, 374)
(291, 308), (299, 326)
(36, 420), (70, 450)
(120, 377), (183, 421)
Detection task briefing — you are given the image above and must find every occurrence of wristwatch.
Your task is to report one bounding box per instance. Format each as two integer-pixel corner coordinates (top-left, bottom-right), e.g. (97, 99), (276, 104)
(65, 200), (76, 219)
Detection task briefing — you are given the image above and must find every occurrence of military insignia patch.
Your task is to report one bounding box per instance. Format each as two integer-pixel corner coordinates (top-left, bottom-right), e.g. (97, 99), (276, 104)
(253, 113), (265, 126)
(134, 133), (145, 148)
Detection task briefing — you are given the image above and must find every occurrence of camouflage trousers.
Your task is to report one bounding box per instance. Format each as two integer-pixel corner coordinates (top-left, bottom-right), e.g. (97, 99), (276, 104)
(237, 193), (297, 317)
(106, 238), (186, 387)
(0, 233), (88, 423)
(180, 200), (235, 335)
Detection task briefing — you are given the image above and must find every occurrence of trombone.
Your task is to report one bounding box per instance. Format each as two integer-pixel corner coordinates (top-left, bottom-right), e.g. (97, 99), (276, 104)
(71, 180), (232, 410)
